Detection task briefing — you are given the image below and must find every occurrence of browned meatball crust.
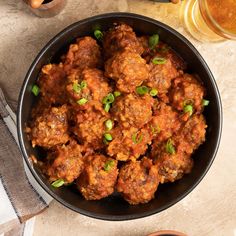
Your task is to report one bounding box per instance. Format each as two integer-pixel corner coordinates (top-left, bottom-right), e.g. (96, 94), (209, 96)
(66, 68), (112, 105)
(77, 154), (118, 200)
(38, 63), (67, 105)
(169, 74), (205, 113)
(46, 139), (84, 183)
(111, 93), (153, 129)
(107, 126), (152, 161)
(105, 50), (149, 93)
(148, 102), (182, 143)
(29, 105), (69, 148)
(63, 36), (102, 73)
(117, 157), (159, 205)
(71, 104), (109, 150)
(103, 23), (144, 59)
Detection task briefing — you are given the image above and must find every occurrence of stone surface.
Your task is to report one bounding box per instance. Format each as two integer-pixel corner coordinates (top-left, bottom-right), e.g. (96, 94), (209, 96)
(0, 0), (235, 235)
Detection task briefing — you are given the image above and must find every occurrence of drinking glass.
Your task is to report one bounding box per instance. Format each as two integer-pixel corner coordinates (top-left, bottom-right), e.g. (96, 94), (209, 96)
(181, 0), (236, 42)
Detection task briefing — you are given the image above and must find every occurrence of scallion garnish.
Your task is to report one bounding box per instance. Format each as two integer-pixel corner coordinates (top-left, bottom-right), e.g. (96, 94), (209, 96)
(114, 91), (121, 97)
(51, 179), (64, 188)
(104, 160), (115, 172)
(94, 29), (103, 40)
(105, 119), (113, 131)
(150, 88), (158, 97)
(152, 57), (167, 65)
(166, 139), (175, 155)
(102, 93), (115, 104)
(80, 80), (87, 89)
(149, 34), (159, 50)
(136, 86), (149, 95)
(104, 133), (113, 141)
(77, 98), (88, 105)
(31, 85), (40, 96)
(73, 82), (81, 93)
(104, 103), (111, 112)
(183, 104), (193, 116)
(202, 99), (209, 106)
(132, 132), (143, 144)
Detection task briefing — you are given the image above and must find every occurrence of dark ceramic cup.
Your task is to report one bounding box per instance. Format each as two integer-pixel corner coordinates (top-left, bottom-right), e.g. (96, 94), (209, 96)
(17, 12), (222, 221)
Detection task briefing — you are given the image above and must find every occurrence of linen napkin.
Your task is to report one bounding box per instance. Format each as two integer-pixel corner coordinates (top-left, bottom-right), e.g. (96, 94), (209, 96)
(0, 88), (52, 236)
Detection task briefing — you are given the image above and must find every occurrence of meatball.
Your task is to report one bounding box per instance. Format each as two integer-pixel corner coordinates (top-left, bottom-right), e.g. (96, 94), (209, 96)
(103, 23), (144, 59)
(29, 105), (69, 148)
(63, 36), (102, 73)
(46, 139), (84, 183)
(169, 74), (205, 113)
(146, 55), (179, 102)
(72, 104), (109, 150)
(77, 154), (118, 200)
(105, 50), (149, 93)
(107, 126), (152, 161)
(66, 68), (112, 105)
(112, 93), (153, 128)
(117, 157), (159, 205)
(38, 63), (67, 105)
(148, 102), (182, 143)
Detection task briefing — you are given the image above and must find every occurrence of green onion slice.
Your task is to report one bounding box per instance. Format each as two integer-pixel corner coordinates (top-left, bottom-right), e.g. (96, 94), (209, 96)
(105, 119), (113, 131)
(31, 85), (40, 96)
(104, 133), (113, 141)
(73, 82), (81, 93)
(104, 160), (115, 172)
(202, 99), (210, 106)
(166, 139), (175, 155)
(102, 93), (115, 104)
(150, 89), (158, 97)
(152, 57), (167, 65)
(51, 179), (64, 188)
(150, 125), (161, 134)
(132, 132), (143, 144)
(149, 34), (159, 50)
(104, 103), (111, 112)
(136, 86), (149, 95)
(114, 91), (121, 97)
(77, 98), (88, 105)
(183, 104), (193, 116)
(80, 80), (87, 89)
(94, 29), (103, 40)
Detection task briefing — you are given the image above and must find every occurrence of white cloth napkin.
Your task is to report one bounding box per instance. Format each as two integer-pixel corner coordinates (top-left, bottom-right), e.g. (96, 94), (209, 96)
(0, 88), (52, 236)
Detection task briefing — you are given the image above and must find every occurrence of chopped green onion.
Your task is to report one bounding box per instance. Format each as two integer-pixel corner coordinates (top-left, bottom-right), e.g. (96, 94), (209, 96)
(202, 99), (210, 106)
(104, 133), (112, 141)
(105, 119), (113, 131)
(149, 34), (159, 50)
(150, 125), (160, 134)
(102, 93), (115, 104)
(104, 160), (115, 172)
(73, 82), (81, 93)
(183, 104), (193, 116)
(104, 103), (111, 112)
(136, 86), (149, 95)
(166, 139), (175, 155)
(114, 91), (121, 97)
(183, 99), (194, 106)
(103, 137), (109, 145)
(80, 80), (87, 89)
(152, 57), (167, 65)
(51, 179), (64, 188)
(132, 132), (143, 144)
(77, 98), (88, 105)
(150, 89), (158, 97)
(31, 85), (40, 96)
(94, 29), (103, 40)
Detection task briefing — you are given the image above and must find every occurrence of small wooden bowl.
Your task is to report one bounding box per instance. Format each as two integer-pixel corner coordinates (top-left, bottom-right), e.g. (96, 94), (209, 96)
(148, 230), (187, 236)
(24, 0), (67, 18)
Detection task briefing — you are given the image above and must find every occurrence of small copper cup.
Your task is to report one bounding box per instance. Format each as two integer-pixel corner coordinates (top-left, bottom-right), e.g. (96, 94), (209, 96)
(24, 0), (67, 18)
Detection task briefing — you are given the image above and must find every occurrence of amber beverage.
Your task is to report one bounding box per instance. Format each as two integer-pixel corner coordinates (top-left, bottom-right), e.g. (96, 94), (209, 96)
(181, 0), (236, 42)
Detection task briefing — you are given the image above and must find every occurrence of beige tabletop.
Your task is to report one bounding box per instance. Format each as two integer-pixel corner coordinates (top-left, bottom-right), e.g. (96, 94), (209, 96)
(0, 0), (235, 235)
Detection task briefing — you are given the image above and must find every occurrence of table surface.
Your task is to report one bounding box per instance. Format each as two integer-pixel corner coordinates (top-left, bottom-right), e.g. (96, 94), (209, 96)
(0, 1), (235, 235)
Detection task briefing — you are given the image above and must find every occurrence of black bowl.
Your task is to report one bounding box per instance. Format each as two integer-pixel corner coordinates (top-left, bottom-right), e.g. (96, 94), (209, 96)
(17, 12), (222, 220)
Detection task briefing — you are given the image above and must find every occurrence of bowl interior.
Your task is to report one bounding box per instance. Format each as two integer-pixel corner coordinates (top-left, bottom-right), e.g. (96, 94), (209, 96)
(18, 13), (222, 220)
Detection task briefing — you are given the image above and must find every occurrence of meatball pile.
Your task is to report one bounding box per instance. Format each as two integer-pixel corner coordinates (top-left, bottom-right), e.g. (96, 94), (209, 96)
(27, 23), (208, 205)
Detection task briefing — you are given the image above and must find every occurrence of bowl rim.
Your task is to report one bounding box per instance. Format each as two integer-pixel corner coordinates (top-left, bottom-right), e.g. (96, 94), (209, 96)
(17, 12), (223, 221)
